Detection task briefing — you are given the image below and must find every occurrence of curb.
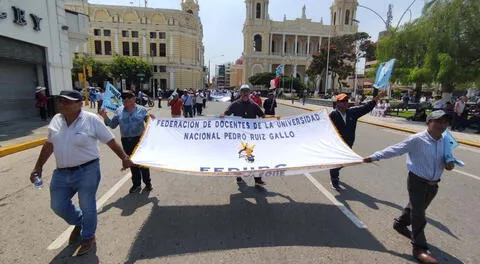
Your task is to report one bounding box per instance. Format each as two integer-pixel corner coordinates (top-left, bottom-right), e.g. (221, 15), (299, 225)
(279, 101), (480, 149)
(0, 138), (46, 158)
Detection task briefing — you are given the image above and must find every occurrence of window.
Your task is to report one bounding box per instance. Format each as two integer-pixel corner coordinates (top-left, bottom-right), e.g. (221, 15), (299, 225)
(153, 65), (158, 72)
(254, 34), (262, 52)
(150, 43), (157, 56)
(122, 30), (129, 37)
(94, 29), (101, 36)
(159, 43), (166, 57)
(256, 3), (261, 19)
(94, 40), (102, 55)
(103, 29), (111, 36)
(159, 32), (166, 39)
(333, 12), (336, 26)
(284, 41), (287, 53)
(132, 31), (139, 38)
(132, 42), (139, 56)
(122, 42), (130, 56)
(104, 41), (112, 55)
(159, 66), (167, 72)
(345, 10), (350, 25)
(271, 40), (275, 52)
(150, 32), (156, 39)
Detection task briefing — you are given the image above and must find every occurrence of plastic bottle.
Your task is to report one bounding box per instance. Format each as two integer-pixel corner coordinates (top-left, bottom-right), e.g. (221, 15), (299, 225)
(33, 173), (43, 188)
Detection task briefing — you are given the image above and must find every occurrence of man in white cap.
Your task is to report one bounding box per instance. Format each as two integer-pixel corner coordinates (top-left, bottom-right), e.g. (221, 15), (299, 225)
(35, 86), (48, 121)
(222, 84), (266, 185)
(30, 90), (133, 256)
(364, 110), (455, 264)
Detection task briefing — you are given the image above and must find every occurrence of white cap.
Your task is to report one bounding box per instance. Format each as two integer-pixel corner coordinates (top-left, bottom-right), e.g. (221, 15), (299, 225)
(239, 84), (251, 91)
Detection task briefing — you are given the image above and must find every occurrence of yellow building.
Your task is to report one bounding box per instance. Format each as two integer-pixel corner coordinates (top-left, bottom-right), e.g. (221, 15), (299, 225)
(242, 0), (358, 88)
(230, 58), (245, 88)
(65, 0), (205, 91)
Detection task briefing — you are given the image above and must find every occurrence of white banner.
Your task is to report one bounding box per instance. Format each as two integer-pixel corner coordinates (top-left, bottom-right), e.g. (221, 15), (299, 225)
(131, 110), (363, 177)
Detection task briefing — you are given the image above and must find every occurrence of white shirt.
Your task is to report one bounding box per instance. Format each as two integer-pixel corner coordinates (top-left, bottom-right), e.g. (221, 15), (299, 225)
(47, 111), (115, 168)
(432, 99), (446, 109)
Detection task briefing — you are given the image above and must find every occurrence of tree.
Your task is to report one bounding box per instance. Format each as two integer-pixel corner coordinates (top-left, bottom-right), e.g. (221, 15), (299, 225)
(248, 72), (276, 88)
(279, 76), (306, 94)
(108, 56), (152, 90)
(307, 32), (372, 92)
(72, 57), (111, 88)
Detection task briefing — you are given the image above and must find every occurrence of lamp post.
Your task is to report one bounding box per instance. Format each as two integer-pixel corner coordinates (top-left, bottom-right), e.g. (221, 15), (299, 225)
(208, 54), (224, 87)
(357, 0), (418, 30)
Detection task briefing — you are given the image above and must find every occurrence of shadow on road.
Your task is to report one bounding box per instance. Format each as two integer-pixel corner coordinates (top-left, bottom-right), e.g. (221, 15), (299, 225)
(122, 184), (409, 263)
(97, 190), (159, 216)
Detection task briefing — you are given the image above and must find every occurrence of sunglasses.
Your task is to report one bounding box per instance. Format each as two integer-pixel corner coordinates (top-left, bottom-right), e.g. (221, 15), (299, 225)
(121, 95), (135, 99)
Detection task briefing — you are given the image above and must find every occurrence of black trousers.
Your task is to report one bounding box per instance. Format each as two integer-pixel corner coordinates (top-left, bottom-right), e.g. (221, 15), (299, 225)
(195, 103), (203, 115)
(183, 105), (193, 117)
(39, 107), (47, 121)
(330, 167), (342, 185)
(396, 172), (438, 250)
(121, 136), (151, 187)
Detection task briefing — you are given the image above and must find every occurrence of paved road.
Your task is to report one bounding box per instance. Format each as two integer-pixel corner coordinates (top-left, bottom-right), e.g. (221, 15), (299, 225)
(0, 101), (479, 263)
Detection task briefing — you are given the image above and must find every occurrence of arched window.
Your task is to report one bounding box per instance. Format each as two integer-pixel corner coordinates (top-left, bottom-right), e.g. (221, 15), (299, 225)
(187, 10), (193, 14)
(345, 10), (350, 25)
(254, 34), (262, 52)
(333, 12), (336, 25)
(271, 40), (275, 52)
(256, 3), (261, 19)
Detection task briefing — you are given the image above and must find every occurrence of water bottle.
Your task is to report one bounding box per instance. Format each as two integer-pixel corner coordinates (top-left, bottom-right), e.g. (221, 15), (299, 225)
(33, 173), (43, 188)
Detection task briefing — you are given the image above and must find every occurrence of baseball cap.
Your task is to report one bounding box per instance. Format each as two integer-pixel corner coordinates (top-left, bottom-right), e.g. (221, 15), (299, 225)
(336, 93), (349, 101)
(239, 84), (251, 92)
(121, 90), (136, 98)
(426, 110), (450, 122)
(57, 90), (84, 101)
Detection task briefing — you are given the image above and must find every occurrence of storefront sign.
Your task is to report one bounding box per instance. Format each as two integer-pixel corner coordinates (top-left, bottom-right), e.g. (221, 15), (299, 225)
(2, 6), (42, 31)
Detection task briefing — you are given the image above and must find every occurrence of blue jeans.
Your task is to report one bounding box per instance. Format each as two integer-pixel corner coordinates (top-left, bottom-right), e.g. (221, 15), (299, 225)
(50, 160), (101, 240)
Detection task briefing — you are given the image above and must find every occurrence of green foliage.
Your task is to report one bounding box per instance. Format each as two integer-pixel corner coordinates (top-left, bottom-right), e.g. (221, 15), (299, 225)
(307, 32), (372, 89)
(107, 56), (152, 89)
(248, 72), (276, 87)
(72, 57), (110, 87)
(278, 76), (306, 93)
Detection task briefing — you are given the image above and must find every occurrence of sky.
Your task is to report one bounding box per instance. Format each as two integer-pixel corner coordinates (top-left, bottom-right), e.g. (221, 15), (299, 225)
(89, 0), (426, 72)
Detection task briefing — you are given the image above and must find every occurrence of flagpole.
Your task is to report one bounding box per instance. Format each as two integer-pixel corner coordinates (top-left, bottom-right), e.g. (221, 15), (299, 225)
(324, 30), (331, 96)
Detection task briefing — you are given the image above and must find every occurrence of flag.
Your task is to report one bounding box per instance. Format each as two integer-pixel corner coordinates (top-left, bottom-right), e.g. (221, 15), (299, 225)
(269, 76), (281, 90)
(102, 82), (123, 113)
(275, 64), (284, 77)
(373, 59), (396, 90)
(443, 129), (464, 166)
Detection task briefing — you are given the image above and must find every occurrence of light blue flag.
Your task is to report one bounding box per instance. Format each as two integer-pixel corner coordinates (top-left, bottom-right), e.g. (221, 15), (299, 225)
(275, 64), (284, 77)
(102, 82), (123, 113)
(373, 59), (396, 90)
(443, 129), (465, 167)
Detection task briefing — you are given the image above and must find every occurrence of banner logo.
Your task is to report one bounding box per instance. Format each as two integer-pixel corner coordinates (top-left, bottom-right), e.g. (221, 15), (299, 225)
(238, 142), (255, 163)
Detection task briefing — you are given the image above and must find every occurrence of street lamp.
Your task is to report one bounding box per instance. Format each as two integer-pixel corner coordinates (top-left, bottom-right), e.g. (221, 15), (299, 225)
(357, 0), (418, 30)
(208, 54), (224, 86)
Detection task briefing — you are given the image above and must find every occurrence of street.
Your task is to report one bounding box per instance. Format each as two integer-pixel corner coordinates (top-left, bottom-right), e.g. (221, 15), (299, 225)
(0, 101), (479, 263)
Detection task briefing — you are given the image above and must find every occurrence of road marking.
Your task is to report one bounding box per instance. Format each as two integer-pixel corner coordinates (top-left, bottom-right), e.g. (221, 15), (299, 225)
(47, 172), (132, 250)
(452, 169), (480, 181)
(304, 173), (367, 229)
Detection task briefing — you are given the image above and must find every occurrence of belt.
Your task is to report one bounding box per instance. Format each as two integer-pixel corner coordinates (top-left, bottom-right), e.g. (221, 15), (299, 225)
(409, 171), (440, 185)
(58, 158), (99, 171)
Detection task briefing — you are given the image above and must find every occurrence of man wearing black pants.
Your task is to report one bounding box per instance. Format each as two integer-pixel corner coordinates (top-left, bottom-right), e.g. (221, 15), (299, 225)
(364, 110), (454, 264)
(100, 90), (154, 193)
(329, 92), (383, 191)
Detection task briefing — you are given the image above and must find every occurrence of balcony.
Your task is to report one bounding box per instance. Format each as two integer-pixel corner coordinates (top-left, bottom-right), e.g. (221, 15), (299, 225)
(65, 10), (89, 49)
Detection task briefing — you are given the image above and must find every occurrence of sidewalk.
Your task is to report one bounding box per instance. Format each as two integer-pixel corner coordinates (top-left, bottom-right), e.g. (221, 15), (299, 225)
(1, 99), (479, 157)
(274, 98), (480, 148)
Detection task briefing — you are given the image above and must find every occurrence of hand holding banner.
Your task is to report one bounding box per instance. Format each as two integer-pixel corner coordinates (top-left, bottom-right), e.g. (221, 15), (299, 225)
(102, 82), (123, 113)
(443, 129), (465, 166)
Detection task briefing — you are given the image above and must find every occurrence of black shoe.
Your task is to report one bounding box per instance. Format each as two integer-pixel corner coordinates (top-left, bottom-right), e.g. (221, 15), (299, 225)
(143, 184), (153, 192)
(393, 220), (412, 239)
(331, 181), (341, 191)
(236, 177), (245, 184)
(129, 185), (141, 193)
(254, 178), (266, 186)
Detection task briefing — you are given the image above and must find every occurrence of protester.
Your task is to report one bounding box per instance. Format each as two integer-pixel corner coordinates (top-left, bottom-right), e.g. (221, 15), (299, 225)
(452, 96), (468, 131)
(263, 92), (277, 116)
(329, 91), (384, 190)
(35, 86), (48, 121)
(194, 91), (204, 116)
(402, 92), (410, 111)
(97, 88), (104, 112)
(222, 84), (266, 186)
(30, 90), (133, 256)
(202, 90), (207, 108)
(100, 90), (154, 194)
(89, 88), (97, 109)
(431, 96), (446, 111)
(182, 91), (194, 118)
(169, 92), (183, 118)
(468, 103), (480, 134)
(157, 88), (163, 108)
(364, 110), (455, 264)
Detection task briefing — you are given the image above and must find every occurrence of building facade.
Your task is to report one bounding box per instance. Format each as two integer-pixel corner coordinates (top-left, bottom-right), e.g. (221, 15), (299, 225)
(65, 0), (205, 92)
(0, 0), (88, 122)
(242, 0), (358, 87)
